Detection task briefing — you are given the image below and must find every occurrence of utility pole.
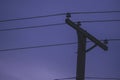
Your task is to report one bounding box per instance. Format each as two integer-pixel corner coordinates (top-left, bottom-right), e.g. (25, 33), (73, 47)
(65, 13), (108, 80)
(76, 24), (86, 80)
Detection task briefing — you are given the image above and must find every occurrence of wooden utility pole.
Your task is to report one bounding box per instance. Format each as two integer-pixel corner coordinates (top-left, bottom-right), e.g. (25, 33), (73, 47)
(65, 13), (108, 80)
(76, 30), (86, 80)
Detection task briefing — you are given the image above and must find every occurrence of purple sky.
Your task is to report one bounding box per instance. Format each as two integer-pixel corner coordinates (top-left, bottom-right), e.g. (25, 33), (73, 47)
(0, 0), (120, 80)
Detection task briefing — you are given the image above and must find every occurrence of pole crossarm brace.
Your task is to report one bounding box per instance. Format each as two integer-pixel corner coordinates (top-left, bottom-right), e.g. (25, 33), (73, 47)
(65, 18), (108, 51)
(86, 44), (97, 52)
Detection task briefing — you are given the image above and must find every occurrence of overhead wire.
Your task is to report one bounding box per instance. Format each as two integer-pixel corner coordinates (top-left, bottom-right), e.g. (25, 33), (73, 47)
(0, 42), (76, 52)
(0, 39), (120, 52)
(70, 10), (120, 14)
(0, 13), (65, 22)
(0, 19), (120, 32)
(0, 10), (120, 22)
(0, 23), (65, 32)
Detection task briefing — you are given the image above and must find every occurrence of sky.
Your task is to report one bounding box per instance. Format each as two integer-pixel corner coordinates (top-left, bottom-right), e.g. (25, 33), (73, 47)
(0, 0), (120, 80)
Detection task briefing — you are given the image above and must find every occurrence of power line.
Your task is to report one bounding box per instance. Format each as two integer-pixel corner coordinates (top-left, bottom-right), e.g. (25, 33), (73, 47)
(70, 10), (120, 15)
(106, 39), (120, 42)
(0, 39), (120, 52)
(0, 23), (65, 32)
(0, 19), (120, 32)
(0, 13), (65, 22)
(54, 76), (120, 80)
(81, 19), (120, 23)
(0, 10), (120, 22)
(0, 42), (76, 52)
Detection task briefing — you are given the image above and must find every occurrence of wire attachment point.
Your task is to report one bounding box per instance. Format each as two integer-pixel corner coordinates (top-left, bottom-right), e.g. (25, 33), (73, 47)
(103, 39), (108, 44)
(66, 13), (71, 18)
